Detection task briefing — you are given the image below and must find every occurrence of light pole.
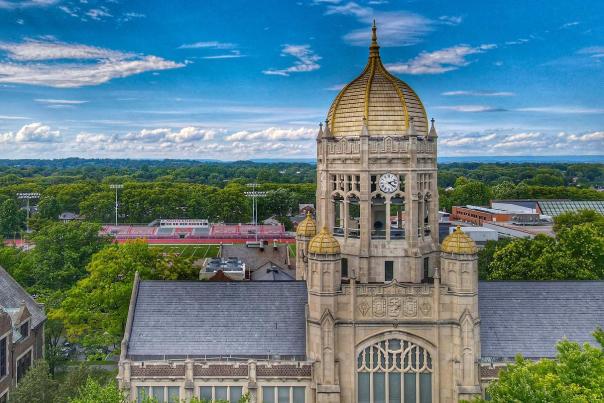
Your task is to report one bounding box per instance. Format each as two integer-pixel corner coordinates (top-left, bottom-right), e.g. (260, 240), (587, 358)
(17, 192), (40, 233)
(109, 184), (124, 226)
(244, 183), (267, 242)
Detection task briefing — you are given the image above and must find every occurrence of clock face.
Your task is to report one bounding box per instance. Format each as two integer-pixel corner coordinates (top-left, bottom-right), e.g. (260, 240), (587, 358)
(379, 173), (399, 193)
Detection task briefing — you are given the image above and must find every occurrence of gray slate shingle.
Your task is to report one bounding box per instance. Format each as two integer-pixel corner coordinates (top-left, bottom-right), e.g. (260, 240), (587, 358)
(128, 281), (307, 358)
(479, 281), (604, 359)
(0, 265), (46, 329)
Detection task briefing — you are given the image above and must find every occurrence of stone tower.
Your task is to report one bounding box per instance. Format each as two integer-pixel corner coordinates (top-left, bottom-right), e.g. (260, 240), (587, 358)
(316, 21), (439, 285)
(301, 22), (482, 402)
(296, 212), (317, 280)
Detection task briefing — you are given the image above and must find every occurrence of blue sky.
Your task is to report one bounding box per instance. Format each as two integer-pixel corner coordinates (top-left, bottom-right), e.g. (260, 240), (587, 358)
(0, 0), (602, 159)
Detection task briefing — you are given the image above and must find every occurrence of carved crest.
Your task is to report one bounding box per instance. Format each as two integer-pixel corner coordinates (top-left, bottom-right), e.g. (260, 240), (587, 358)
(403, 297), (418, 317)
(388, 297), (401, 317)
(420, 301), (431, 316)
(373, 297), (386, 317)
(358, 301), (370, 317)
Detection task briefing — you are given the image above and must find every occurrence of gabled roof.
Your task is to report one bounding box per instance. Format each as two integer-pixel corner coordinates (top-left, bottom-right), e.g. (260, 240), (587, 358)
(127, 280), (307, 359)
(0, 265), (46, 329)
(479, 281), (604, 360)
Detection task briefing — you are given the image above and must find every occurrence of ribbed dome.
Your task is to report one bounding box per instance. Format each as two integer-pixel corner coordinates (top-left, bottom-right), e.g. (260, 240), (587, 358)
(308, 227), (341, 255)
(327, 22), (428, 137)
(441, 226), (478, 255)
(296, 212), (317, 237)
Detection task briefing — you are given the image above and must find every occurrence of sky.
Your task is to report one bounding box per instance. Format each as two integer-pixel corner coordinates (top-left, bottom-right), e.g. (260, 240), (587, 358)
(0, 0), (602, 160)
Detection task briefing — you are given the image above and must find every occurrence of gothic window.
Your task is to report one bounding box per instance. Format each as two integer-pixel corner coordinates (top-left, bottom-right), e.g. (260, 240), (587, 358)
(371, 195), (386, 239)
(347, 194), (360, 238)
(341, 258), (349, 278)
(331, 194), (344, 236)
(390, 193), (405, 240)
(385, 261), (394, 282)
(357, 339), (433, 403)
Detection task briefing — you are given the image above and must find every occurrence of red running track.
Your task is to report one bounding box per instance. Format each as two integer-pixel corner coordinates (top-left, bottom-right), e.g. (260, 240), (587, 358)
(114, 237), (295, 244)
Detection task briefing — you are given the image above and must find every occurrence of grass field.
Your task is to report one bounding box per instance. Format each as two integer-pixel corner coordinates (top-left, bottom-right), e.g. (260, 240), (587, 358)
(151, 244), (220, 259)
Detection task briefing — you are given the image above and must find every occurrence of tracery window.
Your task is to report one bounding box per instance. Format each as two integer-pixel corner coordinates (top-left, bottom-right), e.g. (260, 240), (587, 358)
(357, 339), (432, 403)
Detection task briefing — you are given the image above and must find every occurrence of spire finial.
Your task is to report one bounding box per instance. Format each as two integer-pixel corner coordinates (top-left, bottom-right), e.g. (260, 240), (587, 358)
(369, 20), (380, 58)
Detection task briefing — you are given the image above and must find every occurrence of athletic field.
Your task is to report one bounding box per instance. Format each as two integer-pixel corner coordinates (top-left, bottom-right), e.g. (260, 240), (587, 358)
(151, 244), (220, 259)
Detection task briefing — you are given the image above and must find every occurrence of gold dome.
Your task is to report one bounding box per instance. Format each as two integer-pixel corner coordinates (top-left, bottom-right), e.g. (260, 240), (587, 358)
(326, 22), (428, 137)
(296, 212), (317, 237)
(441, 226), (478, 255)
(308, 227), (341, 255)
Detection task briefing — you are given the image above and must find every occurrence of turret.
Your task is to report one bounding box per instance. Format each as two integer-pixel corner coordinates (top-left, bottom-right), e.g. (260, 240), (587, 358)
(295, 212), (317, 280)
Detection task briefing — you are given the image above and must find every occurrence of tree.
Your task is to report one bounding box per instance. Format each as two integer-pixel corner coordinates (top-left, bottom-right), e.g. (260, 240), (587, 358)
(68, 378), (127, 403)
(468, 328), (604, 403)
(53, 240), (196, 359)
(0, 198), (25, 237)
(450, 178), (492, 208)
(477, 238), (512, 280)
(487, 223), (604, 280)
(10, 221), (109, 295)
(37, 195), (62, 220)
(79, 192), (115, 223)
(553, 209), (604, 233)
(9, 360), (57, 403)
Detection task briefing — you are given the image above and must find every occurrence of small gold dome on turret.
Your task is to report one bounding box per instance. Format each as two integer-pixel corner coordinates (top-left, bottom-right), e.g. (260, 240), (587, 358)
(296, 212), (317, 237)
(308, 227), (341, 255)
(441, 226), (478, 255)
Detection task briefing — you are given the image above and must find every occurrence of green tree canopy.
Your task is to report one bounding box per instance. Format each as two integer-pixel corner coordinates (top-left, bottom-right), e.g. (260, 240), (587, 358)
(0, 198), (25, 237)
(553, 209), (604, 233)
(53, 240), (196, 358)
(470, 328), (604, 403)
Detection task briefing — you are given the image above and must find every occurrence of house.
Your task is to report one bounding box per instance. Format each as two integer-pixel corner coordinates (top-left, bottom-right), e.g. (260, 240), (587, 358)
(0, 266), (46, 401)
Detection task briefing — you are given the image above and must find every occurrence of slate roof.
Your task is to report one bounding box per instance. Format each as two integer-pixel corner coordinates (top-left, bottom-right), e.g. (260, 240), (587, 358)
(0, 265), (46, 329)
(251, 266), (296, 281)
(221, 244), (290, 271)
(479, 281), (604, 359)
(127, 281), (307, 359)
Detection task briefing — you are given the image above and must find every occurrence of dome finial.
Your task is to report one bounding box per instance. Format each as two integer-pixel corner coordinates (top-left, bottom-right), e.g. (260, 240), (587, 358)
(370, 20), (380, 58)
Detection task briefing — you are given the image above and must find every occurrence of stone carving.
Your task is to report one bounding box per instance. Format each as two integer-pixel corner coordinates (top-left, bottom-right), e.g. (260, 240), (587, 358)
(420, 301), (431, 316)
(373, 297), (386, 317)
(403, 297), (418, 317)
(388, 297), (401, 317)
(358, 301), (370, 317)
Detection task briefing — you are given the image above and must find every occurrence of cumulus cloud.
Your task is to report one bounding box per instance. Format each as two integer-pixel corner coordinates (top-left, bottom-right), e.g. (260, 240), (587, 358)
(225, 127), (315, 141)
(124, 127), (218, 143)
(0, 122), (61, 143)
(0, 39), (184, 88)
(324, 2), (432, 47)
(386, 44), (496, 74)
(439, 129), (604, 156)
(263, 45), (321, 76)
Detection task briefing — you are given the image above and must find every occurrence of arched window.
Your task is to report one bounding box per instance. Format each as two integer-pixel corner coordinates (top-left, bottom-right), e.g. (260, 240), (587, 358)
(357, 338), (433, 403)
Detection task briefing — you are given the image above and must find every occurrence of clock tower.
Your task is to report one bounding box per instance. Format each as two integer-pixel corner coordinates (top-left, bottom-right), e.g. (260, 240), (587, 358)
(315, 21), (439, 284)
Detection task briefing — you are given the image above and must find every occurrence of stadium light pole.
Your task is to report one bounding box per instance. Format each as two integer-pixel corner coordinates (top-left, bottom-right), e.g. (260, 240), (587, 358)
(109, 184), (124, 226)
(17, 192), (40, 233)
(245, 183), (267, 242)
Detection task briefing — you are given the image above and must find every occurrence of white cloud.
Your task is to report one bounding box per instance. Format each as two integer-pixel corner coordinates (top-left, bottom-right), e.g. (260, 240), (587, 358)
(202, 50), (244, 59)
(0, 39), (129, 61)
(179, 41), (237, 50)
(505, 38), (529, 46)
(326, 83), (346, 91)
(386, 44), (496, 75)
(438, 15), (462, 26)
(517, 106), (604, 114)
(2, 122), (61, 142)
(438, 129), (604, 156)
(124, 127), (218, 143)
(560, 21), (580, 29)
(0, 39), (184, 88)
(442, 90), (515, 97)
(86, 7), (112, 20)
(35, 98), (88, 105)
(0, 0), (58, 9)
(325, 2), (433, 47)
(0, 115), (29, 120)
(578, 46), (604, 59)
(436, 104), (506, 113)
(225, 127), (315, 141)
(263, 45), (321, 76)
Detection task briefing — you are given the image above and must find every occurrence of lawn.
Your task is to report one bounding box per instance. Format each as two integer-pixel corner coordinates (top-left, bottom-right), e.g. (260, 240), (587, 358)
(288, 243), (296, 258)
(151, 244), (220, 259)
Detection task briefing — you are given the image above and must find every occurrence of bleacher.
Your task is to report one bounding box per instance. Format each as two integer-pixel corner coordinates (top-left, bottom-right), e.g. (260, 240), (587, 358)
(101, 223), (289, 241)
